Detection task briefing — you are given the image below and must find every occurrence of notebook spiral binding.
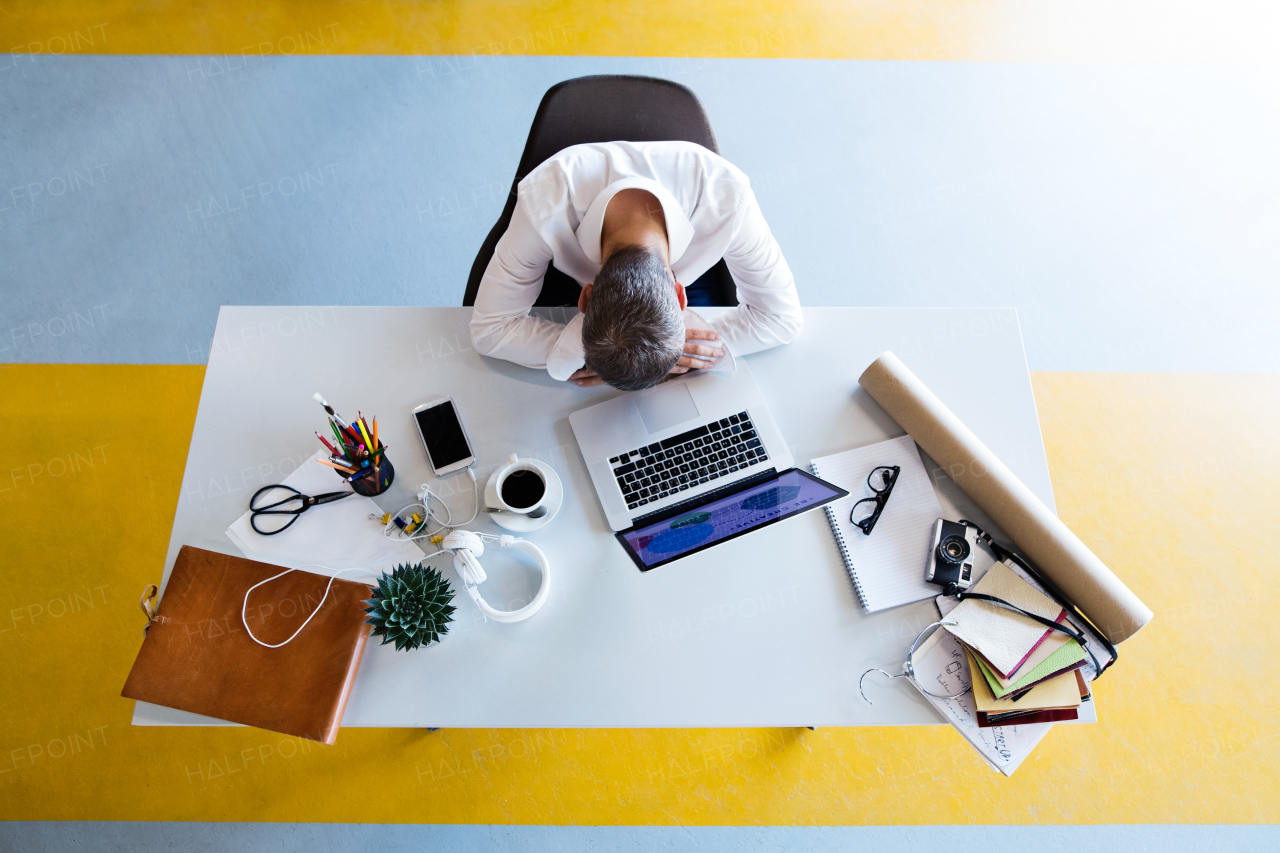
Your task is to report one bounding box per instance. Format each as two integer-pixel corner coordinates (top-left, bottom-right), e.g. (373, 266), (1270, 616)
(812, 462), (869, 609)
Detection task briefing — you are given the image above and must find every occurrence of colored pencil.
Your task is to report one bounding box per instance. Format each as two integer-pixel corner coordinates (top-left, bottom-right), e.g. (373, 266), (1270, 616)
(316, 432), (338, 456)
(314, 398), (387, 491)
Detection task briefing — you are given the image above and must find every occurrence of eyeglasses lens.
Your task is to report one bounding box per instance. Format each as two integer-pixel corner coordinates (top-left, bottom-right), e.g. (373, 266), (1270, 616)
(852, 497), (880, 525)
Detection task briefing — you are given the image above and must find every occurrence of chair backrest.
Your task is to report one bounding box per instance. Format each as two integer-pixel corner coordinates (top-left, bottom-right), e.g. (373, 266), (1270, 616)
(513, 75), (720, 178)
(463, 75), (735, 307)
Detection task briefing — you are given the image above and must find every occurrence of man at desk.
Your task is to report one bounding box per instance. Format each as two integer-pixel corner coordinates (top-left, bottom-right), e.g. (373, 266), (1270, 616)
(469, 141), (802, 391)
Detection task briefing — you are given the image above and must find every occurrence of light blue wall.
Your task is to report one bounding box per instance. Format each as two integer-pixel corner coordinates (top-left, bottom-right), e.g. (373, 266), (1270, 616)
(3, 57), (1277, 371)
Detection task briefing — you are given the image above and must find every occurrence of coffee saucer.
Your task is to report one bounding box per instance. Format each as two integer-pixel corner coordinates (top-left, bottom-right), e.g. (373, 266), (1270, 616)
(483, 458), (563, 532)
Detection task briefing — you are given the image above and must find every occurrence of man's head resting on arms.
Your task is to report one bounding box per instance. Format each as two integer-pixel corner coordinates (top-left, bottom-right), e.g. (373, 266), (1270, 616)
(577, 186), (714, 391)
(579, 245), (687, 391)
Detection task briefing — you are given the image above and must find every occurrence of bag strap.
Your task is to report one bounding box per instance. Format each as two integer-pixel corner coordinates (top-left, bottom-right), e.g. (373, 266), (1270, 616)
(948, 520), (1118, 679)
(947, 588), (1087, 646)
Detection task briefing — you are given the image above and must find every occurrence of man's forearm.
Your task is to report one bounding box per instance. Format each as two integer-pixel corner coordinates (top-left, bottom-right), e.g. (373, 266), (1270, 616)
(709, 296), (803, 358)
(469, 312), (565, 369)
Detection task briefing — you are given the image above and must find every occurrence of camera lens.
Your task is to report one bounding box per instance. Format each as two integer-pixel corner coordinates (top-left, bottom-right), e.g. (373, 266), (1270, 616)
(937, 534), (970, 565)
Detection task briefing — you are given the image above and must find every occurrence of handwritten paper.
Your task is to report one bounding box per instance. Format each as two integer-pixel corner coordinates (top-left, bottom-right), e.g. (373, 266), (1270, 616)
(907, 626), (1055, 776)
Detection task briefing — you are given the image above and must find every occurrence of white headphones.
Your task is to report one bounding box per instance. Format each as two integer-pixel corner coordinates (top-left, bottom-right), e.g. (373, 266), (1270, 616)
(439, 530), (551, 623)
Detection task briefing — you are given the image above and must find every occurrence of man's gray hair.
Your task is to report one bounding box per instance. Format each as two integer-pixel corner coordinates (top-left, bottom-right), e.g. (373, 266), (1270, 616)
(582, 246), (684, 391)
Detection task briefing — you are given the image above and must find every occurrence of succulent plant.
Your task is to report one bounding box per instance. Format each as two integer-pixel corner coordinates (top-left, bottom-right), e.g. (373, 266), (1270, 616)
(363, 562), (456, 651)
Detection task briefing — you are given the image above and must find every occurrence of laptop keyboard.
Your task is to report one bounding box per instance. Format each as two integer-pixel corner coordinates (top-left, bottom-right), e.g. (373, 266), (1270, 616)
(610, 411), (769, 511)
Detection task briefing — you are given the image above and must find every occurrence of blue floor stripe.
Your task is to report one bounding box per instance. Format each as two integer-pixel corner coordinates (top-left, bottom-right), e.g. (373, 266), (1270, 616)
(1, 57), (1277, 371)
(3, 823), (1279, 852)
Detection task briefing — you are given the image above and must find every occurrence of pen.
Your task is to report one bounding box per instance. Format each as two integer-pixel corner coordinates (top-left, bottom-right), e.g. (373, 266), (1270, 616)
(356, 416), (372, 448)
(316, 458), (357, 474)
(345, 466), (376, 484)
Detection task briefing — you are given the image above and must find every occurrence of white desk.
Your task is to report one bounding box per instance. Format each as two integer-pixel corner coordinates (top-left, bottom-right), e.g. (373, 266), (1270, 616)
(134, 307), (1053, 728)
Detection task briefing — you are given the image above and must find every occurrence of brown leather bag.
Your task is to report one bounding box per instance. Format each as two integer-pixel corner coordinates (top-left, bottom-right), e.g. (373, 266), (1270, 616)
(122, 545), (373, 744)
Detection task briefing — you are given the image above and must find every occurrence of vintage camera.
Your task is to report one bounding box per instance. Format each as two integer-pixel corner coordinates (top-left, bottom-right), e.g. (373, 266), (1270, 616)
(924, 518), (978, 590)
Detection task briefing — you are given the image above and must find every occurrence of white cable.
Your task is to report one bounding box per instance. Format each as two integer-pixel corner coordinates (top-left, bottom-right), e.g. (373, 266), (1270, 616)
(456, 466), (480, 527)
(378, 465), (479, 543)
(241, 552), (392, 650)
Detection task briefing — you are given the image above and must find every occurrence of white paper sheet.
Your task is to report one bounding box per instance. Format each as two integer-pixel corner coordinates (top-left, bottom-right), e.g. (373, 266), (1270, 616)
(226, 450), (426, 578)
(906, 626), (1055, 776)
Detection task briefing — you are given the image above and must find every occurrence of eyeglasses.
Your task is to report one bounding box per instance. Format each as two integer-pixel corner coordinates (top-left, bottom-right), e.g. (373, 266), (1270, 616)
(850, 465), (900, 535)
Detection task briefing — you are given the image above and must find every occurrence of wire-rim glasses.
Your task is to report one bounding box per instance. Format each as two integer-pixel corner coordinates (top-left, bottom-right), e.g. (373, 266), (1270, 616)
(850, 465), (900, 536)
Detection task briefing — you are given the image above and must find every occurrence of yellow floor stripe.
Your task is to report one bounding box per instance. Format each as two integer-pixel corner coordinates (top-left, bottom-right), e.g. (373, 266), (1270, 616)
(4, 1), (1278, 63)
(1, 365), (1277, 823)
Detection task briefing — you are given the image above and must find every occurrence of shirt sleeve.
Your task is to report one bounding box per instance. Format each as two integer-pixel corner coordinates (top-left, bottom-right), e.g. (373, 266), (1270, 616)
(709, 188), (803, 356)
(469, 199), (585, 379)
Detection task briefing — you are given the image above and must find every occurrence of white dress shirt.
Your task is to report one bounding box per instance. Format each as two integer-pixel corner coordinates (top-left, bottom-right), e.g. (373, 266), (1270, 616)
(469, 140), (802, 380)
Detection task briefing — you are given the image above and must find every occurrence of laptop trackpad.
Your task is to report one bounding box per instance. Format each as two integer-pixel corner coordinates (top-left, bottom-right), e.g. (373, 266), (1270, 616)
(634, 383), (699, 434)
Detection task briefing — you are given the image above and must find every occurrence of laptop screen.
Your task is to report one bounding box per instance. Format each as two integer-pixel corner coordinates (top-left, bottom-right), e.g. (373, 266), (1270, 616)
(615, 468), (848, 571)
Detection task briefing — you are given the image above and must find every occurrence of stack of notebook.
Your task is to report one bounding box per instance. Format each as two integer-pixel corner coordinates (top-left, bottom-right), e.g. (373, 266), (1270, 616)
(943, 561), (1089, 727)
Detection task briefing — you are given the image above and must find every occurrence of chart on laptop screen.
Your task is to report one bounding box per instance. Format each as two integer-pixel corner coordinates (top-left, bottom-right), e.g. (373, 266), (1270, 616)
(618, 470), (846, 570)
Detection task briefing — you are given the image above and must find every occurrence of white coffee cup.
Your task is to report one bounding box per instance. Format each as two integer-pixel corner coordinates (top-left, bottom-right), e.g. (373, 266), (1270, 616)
(492, 454), (549, 518)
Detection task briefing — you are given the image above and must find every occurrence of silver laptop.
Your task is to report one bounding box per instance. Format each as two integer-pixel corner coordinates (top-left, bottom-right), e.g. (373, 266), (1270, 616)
(569, 362), (795, 531)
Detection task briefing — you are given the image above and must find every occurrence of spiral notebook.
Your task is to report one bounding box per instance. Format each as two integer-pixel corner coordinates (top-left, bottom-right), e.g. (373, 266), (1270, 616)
(810, 435), (943, 613)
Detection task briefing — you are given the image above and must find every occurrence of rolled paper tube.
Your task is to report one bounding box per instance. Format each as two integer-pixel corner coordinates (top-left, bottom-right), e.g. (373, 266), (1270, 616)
(858, 351), (1153, 644)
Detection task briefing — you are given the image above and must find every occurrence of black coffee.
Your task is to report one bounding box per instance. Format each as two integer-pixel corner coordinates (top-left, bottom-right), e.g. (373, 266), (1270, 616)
(501, 469), (546, 509)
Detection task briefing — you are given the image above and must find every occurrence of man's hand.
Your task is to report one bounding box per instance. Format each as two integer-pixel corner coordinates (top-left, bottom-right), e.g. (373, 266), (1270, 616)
(671, 328), (724, 374)
(568, 328), (725, 387)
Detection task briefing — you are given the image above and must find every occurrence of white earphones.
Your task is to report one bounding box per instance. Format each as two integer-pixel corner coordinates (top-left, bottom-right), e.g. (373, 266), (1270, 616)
(440, 530), (551, 623)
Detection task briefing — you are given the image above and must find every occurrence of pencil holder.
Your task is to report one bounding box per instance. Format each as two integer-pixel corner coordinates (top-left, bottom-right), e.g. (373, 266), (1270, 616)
(343, 453), (394, 497)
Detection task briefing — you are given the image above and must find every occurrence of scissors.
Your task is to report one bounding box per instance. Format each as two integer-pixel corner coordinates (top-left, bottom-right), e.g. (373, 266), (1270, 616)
(249, 484), (352, 535)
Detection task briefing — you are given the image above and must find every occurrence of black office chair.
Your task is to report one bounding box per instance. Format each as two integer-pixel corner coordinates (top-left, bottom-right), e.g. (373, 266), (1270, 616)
(462, 75), (739, 308)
